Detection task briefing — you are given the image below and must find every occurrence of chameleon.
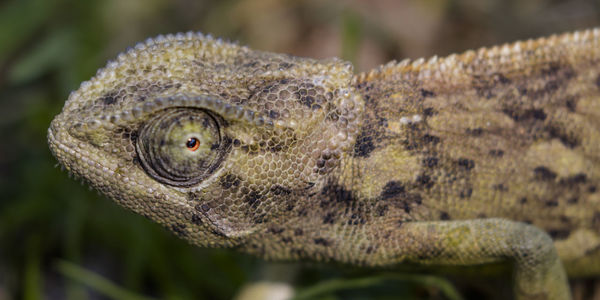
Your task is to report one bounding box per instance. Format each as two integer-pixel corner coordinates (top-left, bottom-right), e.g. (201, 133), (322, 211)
(47, 28), (600, 300)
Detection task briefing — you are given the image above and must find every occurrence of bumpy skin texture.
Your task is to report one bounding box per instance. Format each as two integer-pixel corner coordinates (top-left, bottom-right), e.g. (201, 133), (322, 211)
(48, 29), (600, 299)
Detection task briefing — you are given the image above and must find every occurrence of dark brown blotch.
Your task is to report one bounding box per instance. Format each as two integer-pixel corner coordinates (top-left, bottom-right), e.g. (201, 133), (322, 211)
(492, 183), (508, 192)
(268, 227), (285, 235)
(299, 95), (316, 109)
(101, 91), (118, 106)
(466, 128), (484, 136)
(559, 173), (587, 187)
(285, 202), (295, 211)
(279, 62), (293, 70)
(420, 89), (435, 98)
(423, 107), (436, 116)
(549, 229), (571, 240)
(547, 126), (579, 148)
(502, 108), (547, 122)
(380, 181), (405, 199)
(353, 133), (375, 157)
(270, 185), (292, 196)
(244, 191), (262, 208)
(494, 73), (511, 84)
(220, 174), (241, 189)
(489, 149), (505, 157)
(422, 157), (438, 168)
(320, 181), (356, 208)
(268, 110), (280, 119)
(171, 223), (187, 237)
(191, 214), (203, 225)
(457, 158), (475, 170)
(416, 174), (434, 189)
(210, 229), (226, 238)
(541, 62), (562, 76)
(518, 62), (575, 99)
(440, 212), (450, 220)
(565, 97), (577, 112)
(376, 204), (389, 217)
(323, 212), (336, 224)
(534, 166), (557, 181)
(348, 213), (367, 225)
(195, 203), (211, 213)
(314, 238), (332, 247)
(422, 134), (441, 144)
(297, 208), (308, 217)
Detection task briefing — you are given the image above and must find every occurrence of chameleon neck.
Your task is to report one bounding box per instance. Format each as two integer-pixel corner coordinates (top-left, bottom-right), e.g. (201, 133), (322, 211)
(239, 80), (435, 265)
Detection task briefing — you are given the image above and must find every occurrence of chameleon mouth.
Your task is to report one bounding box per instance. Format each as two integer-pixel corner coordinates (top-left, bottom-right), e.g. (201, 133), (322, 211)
(48, 116), (75, 172)
(48, 112), (131, 193)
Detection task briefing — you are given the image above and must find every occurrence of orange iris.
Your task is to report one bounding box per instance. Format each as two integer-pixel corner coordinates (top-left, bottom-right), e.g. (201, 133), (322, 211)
(186, 137), (200, 151)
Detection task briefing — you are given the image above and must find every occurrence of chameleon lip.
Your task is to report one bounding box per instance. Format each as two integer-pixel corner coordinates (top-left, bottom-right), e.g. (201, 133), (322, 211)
(48, 113), (126, 190)
(48, 117), (70, 165)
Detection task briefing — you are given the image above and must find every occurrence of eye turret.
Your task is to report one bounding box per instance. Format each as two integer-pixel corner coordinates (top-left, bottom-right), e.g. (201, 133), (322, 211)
(136, 108), (229, 187)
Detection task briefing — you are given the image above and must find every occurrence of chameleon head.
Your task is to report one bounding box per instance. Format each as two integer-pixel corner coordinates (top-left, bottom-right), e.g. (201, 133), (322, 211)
(48, 32), (363, 247)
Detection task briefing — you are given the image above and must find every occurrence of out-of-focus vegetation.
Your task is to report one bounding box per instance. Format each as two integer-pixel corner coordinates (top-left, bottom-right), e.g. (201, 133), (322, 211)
(1, 0), (599, 299)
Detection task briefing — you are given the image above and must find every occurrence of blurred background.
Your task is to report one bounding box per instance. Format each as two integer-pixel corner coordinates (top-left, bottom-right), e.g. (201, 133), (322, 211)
(1, 0), (600, 299)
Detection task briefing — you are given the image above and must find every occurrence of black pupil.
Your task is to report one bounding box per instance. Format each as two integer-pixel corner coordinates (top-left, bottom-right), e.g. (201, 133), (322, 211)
(186, 138), (198, 148)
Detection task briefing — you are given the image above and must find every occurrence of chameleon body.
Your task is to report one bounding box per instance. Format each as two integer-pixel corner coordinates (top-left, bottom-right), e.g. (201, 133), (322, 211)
(48, 29), (600, 300)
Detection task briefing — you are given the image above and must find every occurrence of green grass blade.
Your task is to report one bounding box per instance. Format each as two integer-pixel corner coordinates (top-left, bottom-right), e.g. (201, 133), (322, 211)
(56, 260), (157, 300)
(23, 237), (42, 300)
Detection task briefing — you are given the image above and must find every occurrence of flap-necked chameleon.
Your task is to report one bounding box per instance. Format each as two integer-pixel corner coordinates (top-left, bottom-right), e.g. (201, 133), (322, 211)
(48, 29), (600, 300)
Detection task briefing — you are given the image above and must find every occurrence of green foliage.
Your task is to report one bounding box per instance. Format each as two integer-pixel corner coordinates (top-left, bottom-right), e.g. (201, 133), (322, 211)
(57, 260), (157, 300)
(0, 0), (253, 298)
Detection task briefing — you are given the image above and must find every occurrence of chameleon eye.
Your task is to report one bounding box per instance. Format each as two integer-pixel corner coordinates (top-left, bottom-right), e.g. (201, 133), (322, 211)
(136, 108), (229, 187)
(186, 137), (200, 151)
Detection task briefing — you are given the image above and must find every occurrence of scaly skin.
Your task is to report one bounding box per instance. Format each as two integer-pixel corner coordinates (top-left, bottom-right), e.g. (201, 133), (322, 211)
(48, 29), (600, 300)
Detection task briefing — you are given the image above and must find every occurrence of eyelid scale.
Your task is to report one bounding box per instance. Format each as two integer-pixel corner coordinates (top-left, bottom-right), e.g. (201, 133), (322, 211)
(104, 94), (277, 129)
